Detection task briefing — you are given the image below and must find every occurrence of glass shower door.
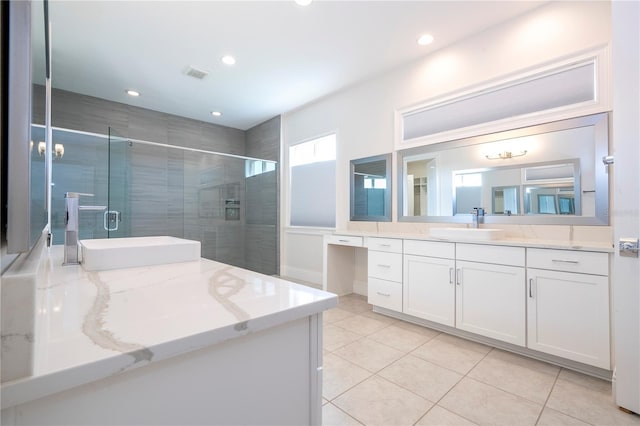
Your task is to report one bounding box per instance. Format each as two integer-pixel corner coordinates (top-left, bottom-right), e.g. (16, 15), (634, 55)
(107, 127), (130, 238)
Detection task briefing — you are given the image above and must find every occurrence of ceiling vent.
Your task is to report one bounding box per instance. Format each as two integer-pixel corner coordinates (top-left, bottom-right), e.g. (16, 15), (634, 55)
(184, 66), (209, 80)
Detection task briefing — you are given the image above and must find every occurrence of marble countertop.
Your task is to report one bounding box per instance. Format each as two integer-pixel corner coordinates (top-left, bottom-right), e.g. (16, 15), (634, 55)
(1, 247), (337, 409)
(330, 230), (614, 252)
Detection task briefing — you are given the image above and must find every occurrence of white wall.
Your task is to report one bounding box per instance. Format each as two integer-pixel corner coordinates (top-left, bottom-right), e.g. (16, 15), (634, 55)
(280, 1), (611, 286)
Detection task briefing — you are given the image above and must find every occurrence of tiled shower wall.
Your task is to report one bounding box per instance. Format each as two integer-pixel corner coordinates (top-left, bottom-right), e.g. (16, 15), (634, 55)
(34, 86), (280, 275)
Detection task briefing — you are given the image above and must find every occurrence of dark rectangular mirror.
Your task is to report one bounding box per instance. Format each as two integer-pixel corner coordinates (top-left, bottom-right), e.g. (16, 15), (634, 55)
(350, 154), (391, 222)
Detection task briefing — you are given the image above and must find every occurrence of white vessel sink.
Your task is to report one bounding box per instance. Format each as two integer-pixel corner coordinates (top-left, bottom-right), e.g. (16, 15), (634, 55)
(80, 236), (201, 271)
(429, 227), (505, 241)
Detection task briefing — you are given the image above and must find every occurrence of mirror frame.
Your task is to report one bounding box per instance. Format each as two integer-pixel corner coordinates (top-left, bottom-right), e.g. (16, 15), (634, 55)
(350, 154), (392, 222)
(397, 113), (610, 225)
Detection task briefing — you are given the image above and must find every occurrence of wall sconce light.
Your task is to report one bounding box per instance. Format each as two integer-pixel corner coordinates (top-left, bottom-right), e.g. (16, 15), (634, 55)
(485, 150), (527, 160)
(54, 143), (64, 159)
(38, 141), (46, 156)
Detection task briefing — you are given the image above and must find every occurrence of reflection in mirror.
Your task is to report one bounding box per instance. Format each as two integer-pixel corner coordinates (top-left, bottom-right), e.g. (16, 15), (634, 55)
(492, 186), (519, 215)
(350, 154), (391, 221)
(452, 159), (579, 217)
(398, 113), (609, 225)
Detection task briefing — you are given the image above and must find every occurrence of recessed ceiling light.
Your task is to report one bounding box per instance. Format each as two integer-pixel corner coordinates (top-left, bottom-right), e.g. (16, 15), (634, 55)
(126, 89), (140, 97)
(294, 0), (312, 6)
(417, 34), (434, 46)
(211, 111), (222, 117)
(221, 55), (236, 66)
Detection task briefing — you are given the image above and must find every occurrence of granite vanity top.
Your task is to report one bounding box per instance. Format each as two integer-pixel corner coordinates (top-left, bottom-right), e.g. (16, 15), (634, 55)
(1, 247), (337, 409)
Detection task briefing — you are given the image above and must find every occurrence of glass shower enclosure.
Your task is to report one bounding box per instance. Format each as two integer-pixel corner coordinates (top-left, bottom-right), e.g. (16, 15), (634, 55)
(49, 126), (278, 276)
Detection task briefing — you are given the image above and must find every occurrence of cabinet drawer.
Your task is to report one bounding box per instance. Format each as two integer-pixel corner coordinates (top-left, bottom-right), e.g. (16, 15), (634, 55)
(404, 239), (455, 258)
(368, 278), (402, 311)
(326, 235), (363, 247)
(527, 248), (608, 276)
(457, 243), (525, 267)
(365, 237), (403, 253)
(368, 251), (402, 282)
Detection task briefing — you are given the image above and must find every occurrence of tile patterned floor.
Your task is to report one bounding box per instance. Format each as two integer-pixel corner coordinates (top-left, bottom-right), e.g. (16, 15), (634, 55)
(322, 294), (640, 426)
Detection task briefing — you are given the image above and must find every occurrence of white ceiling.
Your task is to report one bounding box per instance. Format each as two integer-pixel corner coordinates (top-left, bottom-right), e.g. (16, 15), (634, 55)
(48, 1), (547, 130)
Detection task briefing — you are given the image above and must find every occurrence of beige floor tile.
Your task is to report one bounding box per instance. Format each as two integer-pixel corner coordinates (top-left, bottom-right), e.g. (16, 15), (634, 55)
(333, 338), (405, 373)
(394, 320), (442, 339)
(338, 294), (372, 313)
(359, 309), (398, 325)
(333, 375), (433, 426)
(322, 402), (363, 425)
(333, 314), (390, 336)
(324, 324), (362, 351)
(439, 377), (543, 426)
(379, 355), (463, 402)
(415, 405), (478, 426)
(546, 378), (640, 425)
(411, 333), (490, 374)
(368, 324), (432, 353)
(323, 353), (372, 400)
(323, 307), (356, 324)
(557, 368), (612, 394)
(537, 407), (590, 425)
(467, 349), (559, 404)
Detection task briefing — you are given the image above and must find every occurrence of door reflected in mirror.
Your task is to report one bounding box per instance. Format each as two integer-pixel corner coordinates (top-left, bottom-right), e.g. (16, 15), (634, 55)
(492, 186), (519, 215)
(350, 154), (391, 221)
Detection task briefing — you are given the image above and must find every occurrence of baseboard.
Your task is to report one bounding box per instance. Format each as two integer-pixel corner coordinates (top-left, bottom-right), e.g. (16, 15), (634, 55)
(279, 265), (322, 288)
(353, 280), (368, 297)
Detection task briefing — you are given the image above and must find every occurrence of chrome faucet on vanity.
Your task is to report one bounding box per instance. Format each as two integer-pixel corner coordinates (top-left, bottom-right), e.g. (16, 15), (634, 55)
(63, 192), (106, 265)
(471, 207), (485, 228)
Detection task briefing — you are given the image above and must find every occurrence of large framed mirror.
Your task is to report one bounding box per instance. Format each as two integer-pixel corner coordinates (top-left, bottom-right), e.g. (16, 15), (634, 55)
(350, 154), (392, 222)
(397, 113), (609, 225)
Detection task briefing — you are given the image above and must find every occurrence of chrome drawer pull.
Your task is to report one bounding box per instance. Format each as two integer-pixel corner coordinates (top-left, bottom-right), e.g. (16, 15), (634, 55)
(380, 244), (391, 247)
(449, 267), (454, 284)
(551, 259), (579, 264)
(529, 278), (534, 298)
(338, 239), (350, 243)
(376, 292), (391, 297)
(456, 268), (462, 285)
(378, 264), (391, 268)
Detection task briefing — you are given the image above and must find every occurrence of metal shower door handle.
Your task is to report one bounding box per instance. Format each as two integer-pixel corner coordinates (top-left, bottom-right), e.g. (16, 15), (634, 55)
(104, 210), (121, 231)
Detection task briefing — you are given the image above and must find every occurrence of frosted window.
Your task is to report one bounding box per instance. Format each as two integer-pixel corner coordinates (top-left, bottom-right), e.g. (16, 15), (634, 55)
(403, 62), (596, 141)
(290, 134), (337, 227)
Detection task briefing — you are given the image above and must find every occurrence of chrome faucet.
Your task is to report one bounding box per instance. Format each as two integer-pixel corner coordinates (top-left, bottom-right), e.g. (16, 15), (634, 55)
(63, 192), (106, 265)
(472, 207), (485, 228)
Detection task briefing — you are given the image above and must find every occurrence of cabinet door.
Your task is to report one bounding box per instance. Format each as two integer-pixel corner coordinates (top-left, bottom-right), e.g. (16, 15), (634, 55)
(455, 261), (526, 346)
(527, 268), (610, 369)
(403, 255), (455, 326)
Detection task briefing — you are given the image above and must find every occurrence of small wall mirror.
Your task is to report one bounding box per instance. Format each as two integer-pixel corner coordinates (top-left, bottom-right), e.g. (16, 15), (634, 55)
(350, 154), (391, 221)
(397, 113), (609, 225)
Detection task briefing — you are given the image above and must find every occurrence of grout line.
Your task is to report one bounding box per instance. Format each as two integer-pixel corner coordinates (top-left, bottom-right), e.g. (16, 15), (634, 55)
(325, 401), (365, 426)
(534, 367), (561, 425)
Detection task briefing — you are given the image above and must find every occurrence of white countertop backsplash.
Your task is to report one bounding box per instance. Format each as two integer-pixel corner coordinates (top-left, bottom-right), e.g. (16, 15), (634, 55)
(341, 222), (614, 252)
(1, 247), (337, 409)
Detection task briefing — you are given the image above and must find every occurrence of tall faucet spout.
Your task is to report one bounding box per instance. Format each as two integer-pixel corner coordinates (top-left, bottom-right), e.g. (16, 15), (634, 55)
(63, 192), (106, 266)
(472, 207), (485, 228)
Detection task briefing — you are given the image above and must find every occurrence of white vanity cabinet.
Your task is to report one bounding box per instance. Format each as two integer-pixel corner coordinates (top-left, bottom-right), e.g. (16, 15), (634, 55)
(403, 240), (456, 327)
(366, 237), (403, 311)
(455, 244), (526, 346)
(526, 248), (610, 369)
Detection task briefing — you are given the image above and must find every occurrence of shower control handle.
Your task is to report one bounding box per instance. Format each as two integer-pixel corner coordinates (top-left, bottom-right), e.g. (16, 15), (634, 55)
(104, 210), (121, 232)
